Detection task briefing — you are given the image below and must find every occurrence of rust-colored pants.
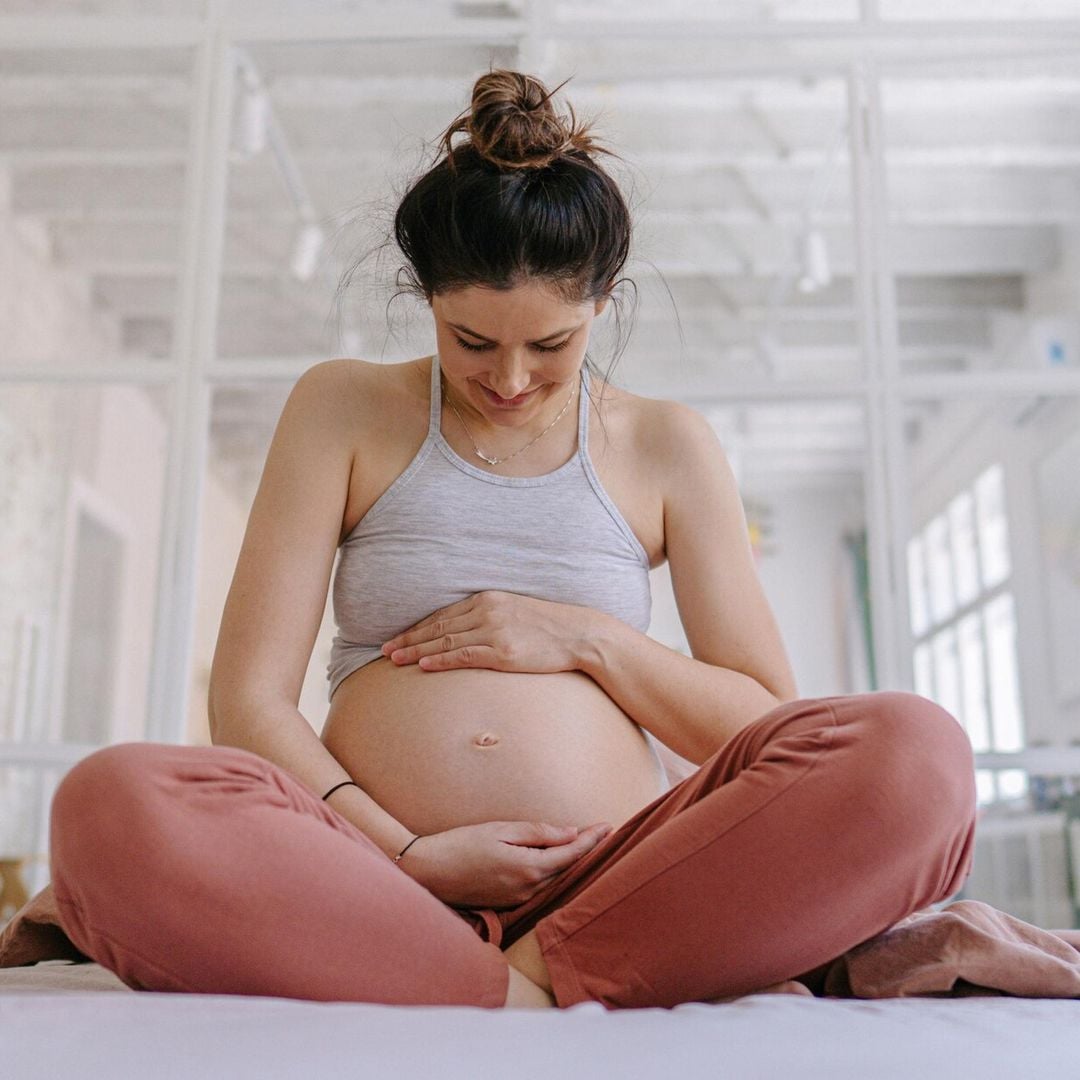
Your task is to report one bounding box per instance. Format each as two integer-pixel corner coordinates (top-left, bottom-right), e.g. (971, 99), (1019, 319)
(49, 691), (976, 1009)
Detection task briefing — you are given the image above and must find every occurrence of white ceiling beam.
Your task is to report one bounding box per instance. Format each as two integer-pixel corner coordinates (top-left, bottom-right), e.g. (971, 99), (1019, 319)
(56, 221), (1061, 276)
(4, 13), (1080, 51)
(8, 141), (1080, 171)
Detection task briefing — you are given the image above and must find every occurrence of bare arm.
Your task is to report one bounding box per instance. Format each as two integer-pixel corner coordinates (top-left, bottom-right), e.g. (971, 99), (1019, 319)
(207, 359), (414, 860)
(577, 400), (799, 765)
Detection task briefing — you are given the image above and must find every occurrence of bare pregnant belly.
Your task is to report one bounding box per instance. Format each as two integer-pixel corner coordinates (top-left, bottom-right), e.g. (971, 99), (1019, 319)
(321, 658), (670, 836)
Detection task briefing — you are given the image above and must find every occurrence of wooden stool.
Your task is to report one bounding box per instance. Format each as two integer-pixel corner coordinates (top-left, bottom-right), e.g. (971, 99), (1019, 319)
(0, 859), (30, 919)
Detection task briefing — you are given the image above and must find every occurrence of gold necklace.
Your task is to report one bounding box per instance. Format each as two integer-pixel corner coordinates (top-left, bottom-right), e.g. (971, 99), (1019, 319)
(442, 376), (578, 466)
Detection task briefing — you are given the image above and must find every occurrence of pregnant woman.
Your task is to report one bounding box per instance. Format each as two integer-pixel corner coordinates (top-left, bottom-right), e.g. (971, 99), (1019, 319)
(47, 69), (977, 1010)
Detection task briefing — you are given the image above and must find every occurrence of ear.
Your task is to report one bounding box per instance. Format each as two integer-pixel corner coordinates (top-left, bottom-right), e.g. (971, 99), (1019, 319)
(594, 280), (616, 317)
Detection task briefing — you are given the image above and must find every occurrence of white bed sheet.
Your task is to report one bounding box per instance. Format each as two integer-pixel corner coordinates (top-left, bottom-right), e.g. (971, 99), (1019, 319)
(3, 963), (1080, 1079)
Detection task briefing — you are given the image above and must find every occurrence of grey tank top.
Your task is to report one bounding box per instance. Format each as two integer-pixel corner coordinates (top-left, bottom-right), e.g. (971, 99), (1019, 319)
(326, 353), (653, 701)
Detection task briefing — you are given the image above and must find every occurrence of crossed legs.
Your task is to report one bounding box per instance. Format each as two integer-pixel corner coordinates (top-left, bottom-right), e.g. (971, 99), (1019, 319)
(48, 692), (976, 1010)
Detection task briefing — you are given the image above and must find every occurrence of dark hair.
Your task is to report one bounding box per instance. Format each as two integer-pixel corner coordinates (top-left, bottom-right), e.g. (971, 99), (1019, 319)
(395, 68), (631, 308)
(334, 68), (644, 398)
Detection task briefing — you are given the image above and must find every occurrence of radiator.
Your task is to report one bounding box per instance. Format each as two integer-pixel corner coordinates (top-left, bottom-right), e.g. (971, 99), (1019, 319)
(956, 811), (1076, 930)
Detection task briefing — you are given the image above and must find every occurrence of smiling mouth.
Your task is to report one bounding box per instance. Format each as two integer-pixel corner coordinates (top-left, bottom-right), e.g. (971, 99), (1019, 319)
(480, 385), (536, 407)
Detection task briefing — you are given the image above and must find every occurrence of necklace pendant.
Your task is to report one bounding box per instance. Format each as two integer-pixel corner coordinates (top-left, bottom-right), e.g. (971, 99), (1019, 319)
(475, 449), (501, 465)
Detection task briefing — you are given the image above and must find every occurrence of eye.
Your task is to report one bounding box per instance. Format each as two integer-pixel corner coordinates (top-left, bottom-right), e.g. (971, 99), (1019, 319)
(453, 336), (572, 353)
(454, 337), (490, 352)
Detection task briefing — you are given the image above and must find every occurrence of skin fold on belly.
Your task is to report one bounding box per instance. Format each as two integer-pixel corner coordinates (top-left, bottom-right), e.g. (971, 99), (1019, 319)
(321, 658), (670, 837)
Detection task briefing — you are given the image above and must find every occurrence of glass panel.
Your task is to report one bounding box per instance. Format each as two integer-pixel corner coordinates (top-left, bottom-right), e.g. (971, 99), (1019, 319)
(931, 626), (962, 723)
(0, 47), (196, 369)
(1037, 421), (1080, 720)
(219, 50), (858, 385)
(193, 391), (867, 740)
(882, 0), (1080, 16)
(0, 766), (63, 902)
(925, 514), (955, 625)
(218, 38), (518, 367)
(0, 385), (170, 747)
(974, 769), (996, 808)
(881, 57), (1080, 378)
(2, 0), (203, 11)
(985, 592), (1025, 753)
(228, 0), (858, 17)
(949, 490), (980, 606)
(913, 642), (933, 700)
(998, 769), (1029, 802)
(958, 611), (990, 753)
(907, 535), (930, 636)
(905, 396), (1080, 749)
(548, 0), (857, 20)
(190, 381), (335, 746)
(705, 401), (868, 698)
(975, 463), (1011, 589)
(522, 70), (856, 387)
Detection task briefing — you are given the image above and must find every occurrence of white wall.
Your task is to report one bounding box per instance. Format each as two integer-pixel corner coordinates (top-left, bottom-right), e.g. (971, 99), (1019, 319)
(0, 164), (165, 748)
(647, 480), (867, 701)
(751, 483), (867, 699)
(186, 463), (339, 746)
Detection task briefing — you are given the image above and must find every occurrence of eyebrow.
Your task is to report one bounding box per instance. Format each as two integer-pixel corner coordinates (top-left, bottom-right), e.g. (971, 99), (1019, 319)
(447, 321), (581, 344)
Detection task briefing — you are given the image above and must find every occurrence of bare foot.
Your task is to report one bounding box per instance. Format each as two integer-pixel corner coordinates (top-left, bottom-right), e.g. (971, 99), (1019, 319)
(705, 979), (814, 1004)
(503, 964), (556, 1008)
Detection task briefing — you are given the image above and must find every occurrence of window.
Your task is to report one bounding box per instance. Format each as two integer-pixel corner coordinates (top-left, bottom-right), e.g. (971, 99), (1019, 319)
(908, 464), (1025, 806)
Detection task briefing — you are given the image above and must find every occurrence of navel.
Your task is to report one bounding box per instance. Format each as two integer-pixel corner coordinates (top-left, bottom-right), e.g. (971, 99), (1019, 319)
(472, 731), (500, 748)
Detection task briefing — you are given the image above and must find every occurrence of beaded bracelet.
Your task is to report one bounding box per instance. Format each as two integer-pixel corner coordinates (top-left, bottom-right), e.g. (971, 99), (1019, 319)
(321, 779), (360, 801)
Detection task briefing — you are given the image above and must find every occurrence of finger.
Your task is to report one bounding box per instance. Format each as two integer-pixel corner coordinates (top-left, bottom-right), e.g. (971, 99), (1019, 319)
(501, 822), (581, 848)
(388, 631), (479, 666)
(382, 615), (477, 660)
(528, 823), (613, 870)
(417, 645), (499, 671)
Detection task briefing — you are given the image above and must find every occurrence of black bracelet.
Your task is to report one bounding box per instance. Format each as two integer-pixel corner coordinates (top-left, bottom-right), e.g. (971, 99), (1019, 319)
(393, 835), (422, 864)
(321, 779), (360, 801)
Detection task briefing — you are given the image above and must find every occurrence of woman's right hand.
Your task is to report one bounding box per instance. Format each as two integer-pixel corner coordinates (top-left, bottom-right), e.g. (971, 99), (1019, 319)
(396, 819), (614, 909)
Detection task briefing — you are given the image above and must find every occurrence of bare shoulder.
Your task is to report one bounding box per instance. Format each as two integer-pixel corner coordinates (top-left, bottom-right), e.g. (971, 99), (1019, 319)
(292, 356), (390, 410)
(599, 383), (724, 484)
(289, 356), (422, 436)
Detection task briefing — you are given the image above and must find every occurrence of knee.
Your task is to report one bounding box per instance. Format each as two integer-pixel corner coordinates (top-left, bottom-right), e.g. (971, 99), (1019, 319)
(864, 691), (973, 771)
(846, 690), (976, 823)
(50, 743), (172, 880)
(53, 742), (163, 821)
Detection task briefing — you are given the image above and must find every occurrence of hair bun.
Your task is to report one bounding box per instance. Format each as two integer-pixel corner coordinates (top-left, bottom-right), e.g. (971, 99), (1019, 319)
(440, 69), (601, 171)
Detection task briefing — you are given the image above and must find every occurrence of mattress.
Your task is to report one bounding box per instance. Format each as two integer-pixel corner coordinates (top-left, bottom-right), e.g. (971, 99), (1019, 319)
(3, 961), (1079, 1079)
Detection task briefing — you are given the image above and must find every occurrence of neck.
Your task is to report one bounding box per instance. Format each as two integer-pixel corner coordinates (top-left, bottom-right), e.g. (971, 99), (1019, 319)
(441, 373), (579, 463)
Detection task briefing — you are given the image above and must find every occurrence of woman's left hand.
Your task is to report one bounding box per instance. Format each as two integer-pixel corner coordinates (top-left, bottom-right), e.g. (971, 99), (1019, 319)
(380, 590), (593, 673)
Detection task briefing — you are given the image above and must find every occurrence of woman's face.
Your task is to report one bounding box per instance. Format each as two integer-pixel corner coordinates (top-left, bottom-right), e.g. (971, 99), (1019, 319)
(430, 279), (608, 432)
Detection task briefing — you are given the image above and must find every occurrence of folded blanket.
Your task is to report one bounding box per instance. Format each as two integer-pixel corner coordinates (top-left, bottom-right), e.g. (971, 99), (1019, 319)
(0, 885), (87, 968)
(4, 886), (1080, 1001)
(821, 899), (1080, 999)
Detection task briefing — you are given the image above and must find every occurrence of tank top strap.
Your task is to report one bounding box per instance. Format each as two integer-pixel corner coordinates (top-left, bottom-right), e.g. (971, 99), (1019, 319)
(428, 353), (442, 439)
(577, 362), (591, 459)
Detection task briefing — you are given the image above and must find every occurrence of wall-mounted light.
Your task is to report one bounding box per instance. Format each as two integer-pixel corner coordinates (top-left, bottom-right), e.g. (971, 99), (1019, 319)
(796, 228), (831, 294)
(290, 223), (325, 282)
(237, 87), (269, 158)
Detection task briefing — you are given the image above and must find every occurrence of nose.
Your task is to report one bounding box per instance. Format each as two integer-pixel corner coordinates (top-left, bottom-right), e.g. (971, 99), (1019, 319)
(486, 358), (532, 400)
